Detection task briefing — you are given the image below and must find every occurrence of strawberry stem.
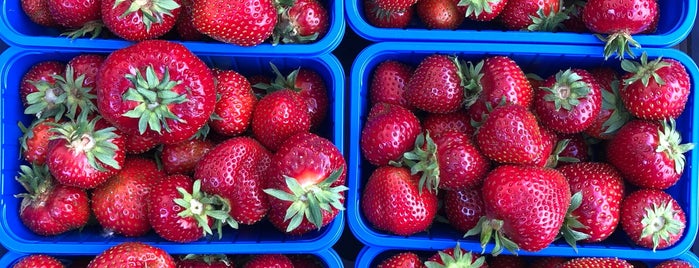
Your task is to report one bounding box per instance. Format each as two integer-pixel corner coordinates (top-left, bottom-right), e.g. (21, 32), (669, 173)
(462, 60), (485, 108)
(541, 69), (591, 111)
(545, 139), (580, 168)
(527, 5), (568, 32)
(173, 180), (238, 239)
(24, 80), (67, 120)
(53, 65), (98, 121)
(398, 131), (440, 194)
(60, 20), (104, 40)
(14, 163), (54, 199)
(456, 0), (499, 17)
(598, 31), (641, 60)
(464, 216), (520, 256)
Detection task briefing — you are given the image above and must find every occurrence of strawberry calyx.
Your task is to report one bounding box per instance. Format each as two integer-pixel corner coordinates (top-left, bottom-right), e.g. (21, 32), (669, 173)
(18, 118), (55, 157)
(254, 63), (301, 94)
(527, 6), (568, 32)
(122, 65), (187, 135)
(541, 69), (591, 111)
(597, 31), (641, 60)
(456, 0), (501, 18)
(113, 0), (180, 32)
(640, 200), (686, 251)
(545, 139), (580, 168)
(556, 192), (590, 252)
(263, 166), (348, 232)
(272, 0), (320, 45)
(621, 52), (671, 87)
(181, 254), (231, 266)
(24, 80), (67, 120)
(14, 163), (54, 201)
(600, 79), (630, 135)
(464, 216), (520, 256)
(424, 243), (486, 268)
(173, 179), (238, 239)
(393, 131), (440, 194)
(60, 20), (104, 40)
(49, 115), (122, 171)
(53, 65), (98, 120)
(656, 119), (694, 174)
(462, 60), (485, 108)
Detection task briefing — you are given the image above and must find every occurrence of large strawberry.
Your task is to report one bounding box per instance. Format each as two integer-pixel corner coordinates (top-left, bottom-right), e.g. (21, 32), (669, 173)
(369, 60), (414, 110)
(457, 0), (508, 21)
(101, 0), (181, 41)
(360, 102), (421, 166)
(192, 0), (277, 46)
(195, 137), (272, 225)
(474, 104), (544, 165)
(406, 54), (467, 113)
(251, 89), (311, 151)
(444, 188), (485, 234)
(243, 255), (293, 268)
(584, 68), (630, 140)
(560, 258), (633, 268)
(466, 165), (570, 255)
(16, 164), (90, 236)
(273, 0), (329, 44)
(534, 69), (602, 134)
(96, 40), (216, 145)
(162, 138), (216, 175)
(21, 61), (64, 108)
(361, 166), (438, 236)
(620, 53), (690, 120)
(210, 69), (257, 137)
(364, 0), (415, 28)
(620, 189), (686, 251)
(499, 0), (561, 30)
(606, 119), (694, 190)
(87, 242), (176, 268)
(19, 118), (57, 165)
(582, 0), (658, 59)
(416, 0), (466, 29)
(377, 252), (425, 268)
(425, 243), (487, 267)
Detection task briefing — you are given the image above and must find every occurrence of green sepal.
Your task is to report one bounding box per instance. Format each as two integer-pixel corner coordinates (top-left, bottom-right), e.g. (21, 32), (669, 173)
(48, 115), (121, 171)
(464, 216), (520, 256)
(461, 59), (483, 108)
(640, 201), (686, 252)
(621, 52), (671, 87)
(600, 79), (630, 136)
(555, 192), (591, 252)
(14, 163), (54, 199)
(24, 80), (67, 120)
(424, 242), (486, 268)
(115, 0), (180, 32)
(254, 62), (301, 94)
(456, 0), (500, 18)
(60, 20), (104, 40)
(655, 119), (694, 174)
(395, 131), (440, 194)
(52, 65), (98, 121)
(545, 138), (581, 168)
(541, 69), (591, 111)
(173, 180), (238, 239)
(181, 254), (231, 266)
(597, 31), (641, 60)
(527, 5), (568, 32)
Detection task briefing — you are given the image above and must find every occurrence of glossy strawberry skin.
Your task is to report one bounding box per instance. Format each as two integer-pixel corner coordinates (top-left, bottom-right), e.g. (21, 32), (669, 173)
(175, 0), (205, 41)
(20, 182), (90, 236)
(251, 89), (311, 151)
(243, 254), (293, 268)
(101, 0), (181, 41)
(499, 0), (560, 30)
(475, 104), (544, 165)
(377, 252), (426, 268)
(192, 0), (277, 46)
(20, 61), (65, 108)
(434, 131), (490, 190)
(585, 68), (623, 140)
(620, 190), (686, 250)
(88, 242), (176, 268)
(534, 69), (602, 134)
(20, 118), (56, 165)
(68, 54), (105, 90)
(211, 70), (257, 136)
(560, 258), (633, 268)
(360, 102), (421, 166)
(194, 137), (272, 225)
(406, 54), (464, 113)
(582, 0), (657, 34)
(361, 166), (438, 236)
(461, 0), (508, 21)
(290, 69), (329, 129)
(369, 60), (414, 110)
(147, 175), (208, 243)
(374, 0), (417, 12)
(444, 188), (485, 233)
(468, 56), (532, 123)
(621, 59), (690, 120)
(21, 0), (57, 27)
(416, 0), (465, 30)
(123, 132), (159, 154)
(365, 0), (415, 28)
(654, 260), (693, 268)
(556, 133), (589, 165)
(423, 111), (474, 138)
(535, 127), (558, 167)
(283, 0), (329, 41)
(13, 254), (64, 268)
(47, 0), (100, 28)
(162, 139), (216, 175)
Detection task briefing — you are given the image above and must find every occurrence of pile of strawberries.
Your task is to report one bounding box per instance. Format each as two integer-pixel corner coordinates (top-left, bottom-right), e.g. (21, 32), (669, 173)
(359, 51), (693, 255)
(15, 39), (346, 243)
(21, 0), (329, 46)
(12, 242), (325, 267)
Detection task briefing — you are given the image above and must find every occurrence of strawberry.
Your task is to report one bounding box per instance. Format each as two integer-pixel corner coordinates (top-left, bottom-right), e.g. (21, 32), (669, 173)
(364, 0), (415, 28)
(361, 102), (421, 166)
(423, 111), (474, 138)
(273, 0), (329, 44)
(585, 68), (630, 140)
(377, 252), (425, 268)
(162, 138), (216, 175)
(374, 0), (417, 12)
(655, 260), (693, 268)
(534, 69), (602, 134)
(19, 118), (57, 165)
(416, 0), (466, 29)
(582, 0), (657, 59)
(560, 258), (633, 268)
(499, 0), (561, 30)
(444, 188), (485, 234)
(457, 0), (508, 21)
(210, 69), (257, 136)
(96, 40), (216, 145)
(288, 255), (324, 268)
(620, 189), (686, 251)
(195, 137), (272, 225)
(21, 61), (65, 118)
(561, 0), (586, 33)
(536, 126), (558, 167)
(620, 53), (690, 120)
(51, 61), (101, 120)
(487, 255), (525, 267)
(554, 133), (589, 166)
(264, 132), (346, 234)
(247, 75), (274, 98)
(369, 60), (414, 110)
(251, 89), (311, 151)
(361, 166), (438, 236)
(13, 254), (64, 268)
(606, 119), (694, 190)
(101, 0), (181, 41)
(192, 0), (277, 46)
(406, 54), (466, 113)
(88, 242), (176, 267)
(123, 132), (159, 154)
(529, 257), (568, 268)
(92, 157), (165, 237)
(16, 163), (90, 236)
(243, 255), (293, 268)
(426, 243), (487, 267)
(68, 54), (105, 91)
(177, 255), (234, 268)
(474, 104), (544, 165)
(466, 165), (570, 255)
(174, 0), (205, 41)
(47, 0), (100, 29)
(21, 0), (57, 27)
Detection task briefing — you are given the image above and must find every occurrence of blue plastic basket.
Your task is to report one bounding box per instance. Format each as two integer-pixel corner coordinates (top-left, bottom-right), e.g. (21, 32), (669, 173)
(0, 0), (344, 56)
(345, 0), (696, 48)
(348, 42), (699, 259)
(0, 47), (345, 254)
(356, 246), (699, 267)
(0, 248), (344, 267)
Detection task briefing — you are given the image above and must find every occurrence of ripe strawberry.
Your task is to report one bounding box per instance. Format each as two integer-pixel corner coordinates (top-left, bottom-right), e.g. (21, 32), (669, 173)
(474, 104), (544, 165)
(467, 165), (570, 255)
(177, 255), (234, 268)
(361, 102), (421, 166)
(585, 68), (630, 140)
(162, 138), (215, 175)
(288, 255), (323, 268)
(536, 126), (558, 167)
(19, 118), (57, 165)
(174, 0), (205, 41)
(251, 89), (311, 151)
(655, 260), (693, 268)
(210, 69), (257, 136)
(487, 255), (525, 267)
(13, 254), (64, 268)
(606, 119), (694, 190)
(377, 252), (425, 268)
(621, 189), (686, 251)
(582, 0), (657, 59)
(561, 258), (633, 268)
(444, 188), (485, 233)
(101, 0), (181, 41)
(426, 244), (487, 267)
(530, 257), (568, 268)
(499, 0), (561, 30)
(21, 0), (57, 27)
(16, 163), (90, 236)
(243, 255), (293, 268)
(374, 0), (417, 12)
(534, 69), (602, 134)
(416, 0), (466, 29)
(96, 40), (216, 145)
(369, 60), (414, 110)
(273, 0), (329, 44)
(192, 0), (277, 46)
(554, 133), (589, 166)
(620, 53), (690, 120)
(361, 166), (438, 236)
(195, 137), (272, 225)
(123, 132), (159, 154)
(423, 111), (474, 138)
(457, 0), (508, 21)
(92, 157), (165, 237)
(21, 61), (65, 118)
(51, 62), (101, 120)
(68, 54), (105, 90)
(88, 242), (176, 268)
(406, 54), (466, 113)
(364, 0), (415, 28)
(47, 0), (100, 29)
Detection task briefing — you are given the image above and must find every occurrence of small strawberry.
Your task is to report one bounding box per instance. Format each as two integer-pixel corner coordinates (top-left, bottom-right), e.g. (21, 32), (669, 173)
(174, 0), (205, 41)
(360, 102), (421, 166)
(487, 255), (525, 267)
(529, 257), (568, 268)
(654, 260), (693, 268)
(425, 243), (487, 267)
(620, 189), (686, 251)
(416, 0), (466, 29)
(19, 118), (57, 165)
(373, 0), (417, 12)
(582, 0), (658, 59)
(210, 69), (257, 137)
(534, 69), (602, 134)
(243, 255), (293, 268)
(251, 89), (311, 151)
(21, 0), (57, 27)
(406, 54), (467, 114)
(192, 0), (277, 46)
(273, 0), (329, 44)
(364, 0), (415, 28)
(369, 60), (414, 110)
(457, 0), (508, 21)
(162, 138), (216, 175)
(13, 254), (64, 268)
(560, 258), (633, 268)
(584, 68), (630, 140)
(177, 255), (234, 268)
(444, 188), (485, 234)
(101, 0), (181, 41)
(377, 252), (425, 268)
(88, 242), (176, 268)
(423, 111), (474, 138)
(475, 104), (544, 165)
(499, 0), (561, 30)
(21, 61), (66, 119)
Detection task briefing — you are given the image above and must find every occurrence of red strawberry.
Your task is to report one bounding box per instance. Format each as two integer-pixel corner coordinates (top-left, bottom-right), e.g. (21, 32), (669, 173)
(19, 118), (57, 165)
(426, 244), (487, 267)
(68, 54), (105, 90)
(123, 132), (159, 154)
(21, 61), (65, 118)
(457, 0), (508, 21)
(360, 102), (421, 166)
(487, 255), (525, 268)
(101, 0), (181, 41)
(21, 0), (57, 27)
(364, 0), (415, 28)
(377, 252), (425, 268)
(251, 89), (311, 151)
(561, 258), (633, 268)
(530, 257), (568, 268)
(361, 166), (438, 236)
(606, 119), (694, 190)
(620, 53), (690, 120)
(46, 116), (125, 189)
(177, 255), (234, 268)
(96, 40), (216, 145)
(654, 260), (693, 268)
(467, 165), (570, 255)
(88, 242), (176, 268)
(534, 69), (602, 134)
(374, 0), (417, 12)
(13, 254), (64, 268)
(51, 62), (102, 120)
(288, 255), (323, 268)
(406, 54), (466, 113)
(582, 0), (658, 59)
(174, 0), (205, 41)
(444, 188), (485, 233)
(499, 0), (561, 30)
(195, 137), (272, 225)
(620, 189), (686, 251)
(243, 255), (293, 268)
(273, 0), (329, 44)
(47, 0), (100, 29)
(210, 69), (257, 136)
(552, 133), (589, 167)
(369, 60), (414, 110)
(536, 126), (558, 167)
(423, 111), (474, 138)
(416, 0), (466, 29)
(162, 138), (216, 175)
(264, 133), (346, 234)
(585, 68), (630, 140)
(16, 164), (90, 236)
(475, 104), (544, 165)
(192, 0), (277, 46)
(92, 157), (165, 237)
